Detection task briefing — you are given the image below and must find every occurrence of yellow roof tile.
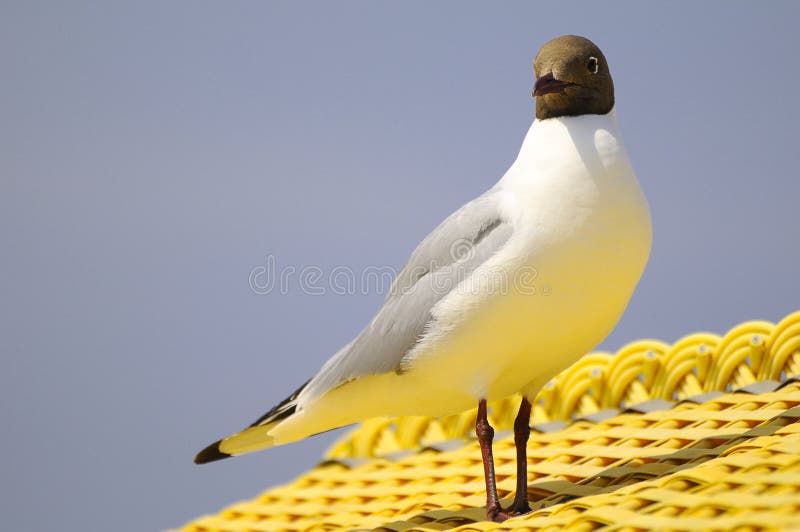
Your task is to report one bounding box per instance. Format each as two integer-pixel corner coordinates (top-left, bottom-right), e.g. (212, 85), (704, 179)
(177, 311), (800, 531)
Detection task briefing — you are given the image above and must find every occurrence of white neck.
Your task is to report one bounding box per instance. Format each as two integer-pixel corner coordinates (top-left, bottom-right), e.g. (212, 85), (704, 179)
(520, 109), (618, 161)
(499, 108), (627, 189)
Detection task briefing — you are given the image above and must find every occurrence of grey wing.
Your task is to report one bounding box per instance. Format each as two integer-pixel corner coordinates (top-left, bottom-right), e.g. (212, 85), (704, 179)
(299, 190), (513, 404)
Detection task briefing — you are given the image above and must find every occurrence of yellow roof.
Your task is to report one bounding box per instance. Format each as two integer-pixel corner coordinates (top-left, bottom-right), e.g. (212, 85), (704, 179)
(177, 311), (800, 531)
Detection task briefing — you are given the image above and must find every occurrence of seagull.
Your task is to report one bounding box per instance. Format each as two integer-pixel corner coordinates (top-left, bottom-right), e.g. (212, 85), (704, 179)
(195, 35), (652, 522)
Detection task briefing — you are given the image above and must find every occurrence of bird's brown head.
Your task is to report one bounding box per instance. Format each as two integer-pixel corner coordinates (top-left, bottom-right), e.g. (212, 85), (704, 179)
(533, 35), (614, 120)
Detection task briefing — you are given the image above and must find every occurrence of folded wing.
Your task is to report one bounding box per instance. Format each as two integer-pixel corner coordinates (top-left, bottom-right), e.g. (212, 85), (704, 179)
(297, 190), (514, 406)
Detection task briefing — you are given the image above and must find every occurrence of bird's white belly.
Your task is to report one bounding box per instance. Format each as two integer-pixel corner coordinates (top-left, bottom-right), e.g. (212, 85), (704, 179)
(411, 199), (651, 405)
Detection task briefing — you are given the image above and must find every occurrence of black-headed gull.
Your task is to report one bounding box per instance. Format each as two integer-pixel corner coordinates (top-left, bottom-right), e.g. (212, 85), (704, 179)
(196, 35), (651, 522)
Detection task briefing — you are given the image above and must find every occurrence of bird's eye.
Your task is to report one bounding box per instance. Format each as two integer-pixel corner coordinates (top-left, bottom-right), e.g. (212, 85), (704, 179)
(587, 56), (599, 74)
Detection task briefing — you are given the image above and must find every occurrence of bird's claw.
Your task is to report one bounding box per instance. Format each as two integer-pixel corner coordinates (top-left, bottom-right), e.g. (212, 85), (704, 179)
(486, 502), (533, 523)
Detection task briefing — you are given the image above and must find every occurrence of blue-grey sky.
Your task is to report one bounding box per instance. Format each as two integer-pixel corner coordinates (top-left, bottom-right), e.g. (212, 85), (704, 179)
(2, 2), (799, 531)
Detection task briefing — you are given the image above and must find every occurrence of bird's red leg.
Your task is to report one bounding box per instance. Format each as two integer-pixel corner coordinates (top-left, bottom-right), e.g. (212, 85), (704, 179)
(476, 399), (505, 522)
(508, 397), (532, 515)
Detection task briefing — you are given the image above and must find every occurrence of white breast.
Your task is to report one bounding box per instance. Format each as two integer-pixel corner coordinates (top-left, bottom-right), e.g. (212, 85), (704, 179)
(416, 110), (652, 401)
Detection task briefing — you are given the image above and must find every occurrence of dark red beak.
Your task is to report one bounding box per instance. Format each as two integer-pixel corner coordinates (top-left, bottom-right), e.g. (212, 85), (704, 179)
(533, 72), (572, 97)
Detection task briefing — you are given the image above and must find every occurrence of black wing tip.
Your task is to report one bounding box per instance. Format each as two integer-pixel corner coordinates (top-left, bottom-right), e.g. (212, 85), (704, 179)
(194, 440), (232, 464)
(248, 379), (309, 428)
